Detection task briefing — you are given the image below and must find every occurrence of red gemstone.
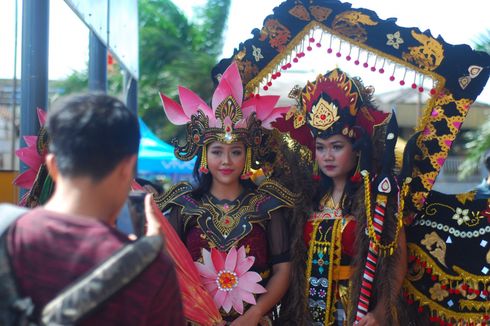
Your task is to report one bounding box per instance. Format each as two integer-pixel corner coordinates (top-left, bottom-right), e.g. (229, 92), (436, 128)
(267, 81), (272, 86)
(370, 67), (376, 71)
(418, 86), (424, 92)
(363, 62), (369, 68)
(293, 58), (299, 63)
(263, 85), (269, 91)
(316, 42), (321, 47)
(354, 60), (360, 65)
(411, 83), (417, 89)
(346, 55), (351, 61)
(379, 68), (385, 73)
(320, 114), (326, 120)
(309, 37), (315, 42)
(400, 80), (405, 86)
(336, 52), (341, 57)
(389, 76), (395, 81)
(327, 48), (333, 53)
(430, 88), (436, 95)
(307, 46), (312, 51)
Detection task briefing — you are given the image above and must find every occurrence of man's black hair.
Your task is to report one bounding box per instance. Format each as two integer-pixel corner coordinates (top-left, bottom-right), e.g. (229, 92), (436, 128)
(46, 93), (140, 180)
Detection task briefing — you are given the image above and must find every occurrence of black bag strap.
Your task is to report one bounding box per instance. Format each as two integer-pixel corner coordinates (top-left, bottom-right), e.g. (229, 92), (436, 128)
(40, 235), (163, 325)
(0, 204), (32, 326)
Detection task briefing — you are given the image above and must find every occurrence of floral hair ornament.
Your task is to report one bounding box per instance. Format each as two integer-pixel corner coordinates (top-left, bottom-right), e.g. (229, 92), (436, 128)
(160, 62), (289, 177)
(195, 246), (267, 314)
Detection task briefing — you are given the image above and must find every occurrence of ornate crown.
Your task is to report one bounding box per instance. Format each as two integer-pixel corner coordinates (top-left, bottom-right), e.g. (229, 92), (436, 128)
(275, 68), (390, 150)
(160, 62), (289, 176)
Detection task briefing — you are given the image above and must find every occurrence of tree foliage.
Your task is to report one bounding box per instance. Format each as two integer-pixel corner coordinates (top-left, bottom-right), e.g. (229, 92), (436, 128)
(138, 0), (231, 141)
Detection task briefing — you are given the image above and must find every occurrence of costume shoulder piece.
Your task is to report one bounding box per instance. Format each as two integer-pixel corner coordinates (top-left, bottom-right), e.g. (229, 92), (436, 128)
(153, 181), (194, 212)
(257, 178), (297, 210)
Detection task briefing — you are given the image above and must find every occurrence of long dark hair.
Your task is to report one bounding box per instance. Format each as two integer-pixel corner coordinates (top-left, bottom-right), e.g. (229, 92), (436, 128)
(190, 145), (257, 200)
(312, 133), (368, 215)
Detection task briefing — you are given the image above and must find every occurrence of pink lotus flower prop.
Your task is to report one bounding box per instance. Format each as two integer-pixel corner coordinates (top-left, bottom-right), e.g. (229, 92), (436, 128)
(196, 246), (267, 314)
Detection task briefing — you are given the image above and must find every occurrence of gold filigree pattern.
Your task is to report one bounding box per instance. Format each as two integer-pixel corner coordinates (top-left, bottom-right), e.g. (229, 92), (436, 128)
(402, 30), (444, 71)
(309, 98), (340, 131)
(332, 11), (378, 42)
(455, 192), (476, 205)
(259, 18), (291, 52)
(420, 232), (447, 267)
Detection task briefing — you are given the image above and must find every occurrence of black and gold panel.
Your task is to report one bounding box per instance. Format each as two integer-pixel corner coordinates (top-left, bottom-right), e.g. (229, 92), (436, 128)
(404, 190), (490, 324)
(211, 0), (490, 211)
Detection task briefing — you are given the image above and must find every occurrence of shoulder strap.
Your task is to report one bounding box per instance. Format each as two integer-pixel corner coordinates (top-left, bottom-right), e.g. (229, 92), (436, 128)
(40, 235), (163, 325)
(0, 203), (29, 235)
(0, 204), (32, 326)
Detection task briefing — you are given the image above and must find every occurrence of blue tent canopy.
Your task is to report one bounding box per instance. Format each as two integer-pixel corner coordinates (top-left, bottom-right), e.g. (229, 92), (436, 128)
(137, 118), (195, 176)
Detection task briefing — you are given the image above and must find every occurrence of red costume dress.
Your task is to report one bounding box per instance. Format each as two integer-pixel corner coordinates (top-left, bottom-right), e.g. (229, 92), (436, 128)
(155, 179), (296, 322)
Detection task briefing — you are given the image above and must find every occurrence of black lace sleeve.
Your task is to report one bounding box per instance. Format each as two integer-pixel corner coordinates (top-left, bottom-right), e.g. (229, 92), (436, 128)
(166, 206), (185, 242)
(267, 208), (291, 265)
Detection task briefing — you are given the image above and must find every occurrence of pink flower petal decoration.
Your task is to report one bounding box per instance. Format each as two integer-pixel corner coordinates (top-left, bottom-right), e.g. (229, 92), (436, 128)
(159, 92), (190, 125)
(212, 62), (243, 109)
(178, 86), (214, 119)
(195, 246), (268, 315)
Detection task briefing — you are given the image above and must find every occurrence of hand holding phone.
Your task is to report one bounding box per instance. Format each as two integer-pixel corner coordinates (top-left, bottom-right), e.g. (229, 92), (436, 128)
(126, 191), (147, 238)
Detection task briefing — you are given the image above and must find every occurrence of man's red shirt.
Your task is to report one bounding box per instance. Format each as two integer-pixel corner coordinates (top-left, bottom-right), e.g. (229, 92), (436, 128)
(6, 208), (185, 326)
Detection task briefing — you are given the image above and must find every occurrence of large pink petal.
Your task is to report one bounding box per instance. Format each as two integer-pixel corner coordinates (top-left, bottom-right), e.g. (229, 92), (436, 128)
(15, 147), (43, 170)
(224, 247), (238, 271)
(230, 289), (244, 314)
(214, 289), (228, 308)
(250, 283), (267, 294)
(235, 256), (254, 276)
(13, 170), (37, 189)
(238, 289), (257, 305)
(37, 108), (47, 126)
(239, 271), (262, 284)
(241, 99), (256, 118)
(237, 246), (247, 260)
(195, 261), (218, 279)
(261, 106), (291, 129)
(211, 248), (226, 272)
(160, 92), (189, 125)
(212, 62), (243, 109)
(251, 95), (280, 121)
(219, 291), (232, 313)
(23, 136), (38, 147)
(178, 86), (213, 119)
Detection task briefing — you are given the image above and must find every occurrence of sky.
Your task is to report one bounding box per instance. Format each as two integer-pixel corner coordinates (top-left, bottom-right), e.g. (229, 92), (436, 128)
(0, 0), (489, 103)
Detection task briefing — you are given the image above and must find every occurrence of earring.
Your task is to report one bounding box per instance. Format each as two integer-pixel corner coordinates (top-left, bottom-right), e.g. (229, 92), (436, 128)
(350, 154), (361, 183)
(312, 160), (320, 181)
(199, 146), (209, 174)
(241, 147), (253, 180)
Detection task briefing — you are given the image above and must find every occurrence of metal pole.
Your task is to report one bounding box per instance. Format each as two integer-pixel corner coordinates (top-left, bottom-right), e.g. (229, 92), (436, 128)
(88, 31), (107, 92)
(20, 0), (49, 176)
(126, 75), (138, 115)
(10, 0), (20, 170)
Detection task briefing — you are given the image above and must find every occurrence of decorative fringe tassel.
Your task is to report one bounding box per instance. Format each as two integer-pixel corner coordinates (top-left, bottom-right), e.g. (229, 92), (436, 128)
(312, 160), (320, 181)
(199, 145), (209, 174)
(241, 147), (253, 180)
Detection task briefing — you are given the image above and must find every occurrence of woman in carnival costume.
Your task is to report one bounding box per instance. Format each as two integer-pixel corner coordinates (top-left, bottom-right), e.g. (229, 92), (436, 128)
(275, 68), (408, 325)
(155, 62), (298, 325)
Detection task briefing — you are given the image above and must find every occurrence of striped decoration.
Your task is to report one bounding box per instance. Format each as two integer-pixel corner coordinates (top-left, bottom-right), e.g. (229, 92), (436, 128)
(355, 196), (387, 322)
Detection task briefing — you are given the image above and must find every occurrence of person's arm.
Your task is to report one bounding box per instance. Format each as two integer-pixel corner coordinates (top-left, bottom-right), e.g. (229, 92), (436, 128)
(231, 209), (292, 326)
(231, 262), (291, 326)
(357, 226), (407, 326)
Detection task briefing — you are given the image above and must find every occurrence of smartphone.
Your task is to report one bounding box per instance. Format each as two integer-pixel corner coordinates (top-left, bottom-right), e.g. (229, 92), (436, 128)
(116, 191), (147, 238)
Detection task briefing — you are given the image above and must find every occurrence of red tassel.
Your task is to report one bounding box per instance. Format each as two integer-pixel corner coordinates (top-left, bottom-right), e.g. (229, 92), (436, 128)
(350, 171), (361, 183)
